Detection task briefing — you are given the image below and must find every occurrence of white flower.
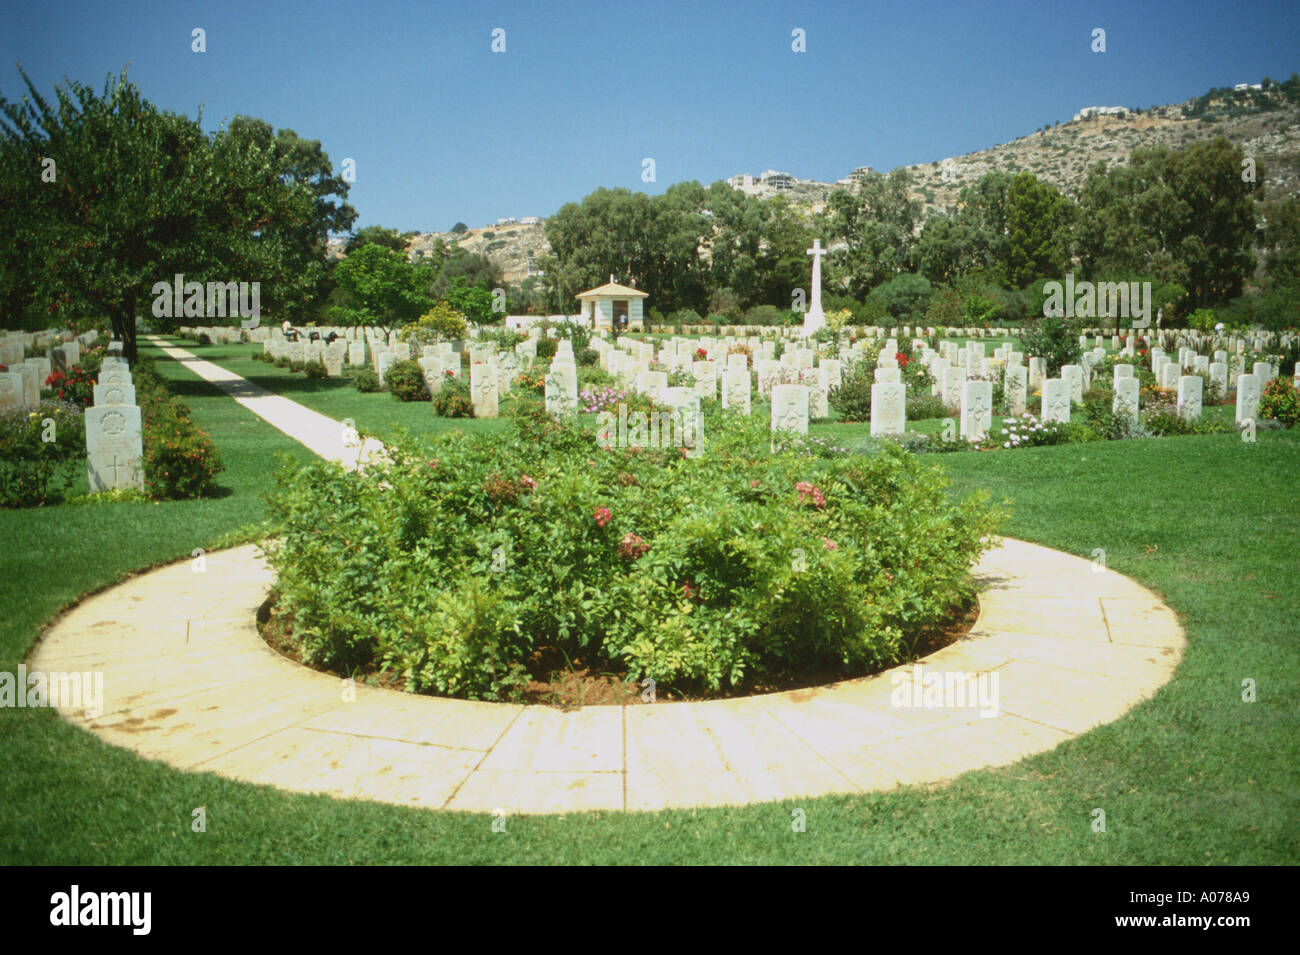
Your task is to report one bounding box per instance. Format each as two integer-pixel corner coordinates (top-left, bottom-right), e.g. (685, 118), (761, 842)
(1003, 442), (1010, 448)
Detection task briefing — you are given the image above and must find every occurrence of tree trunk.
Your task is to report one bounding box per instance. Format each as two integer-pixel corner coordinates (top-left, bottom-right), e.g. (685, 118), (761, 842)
(109, 307), (138, 363)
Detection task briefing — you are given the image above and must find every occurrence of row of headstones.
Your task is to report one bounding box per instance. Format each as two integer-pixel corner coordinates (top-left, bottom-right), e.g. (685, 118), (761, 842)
(85, 344), (144, 492)
(0, 331), (100, 411)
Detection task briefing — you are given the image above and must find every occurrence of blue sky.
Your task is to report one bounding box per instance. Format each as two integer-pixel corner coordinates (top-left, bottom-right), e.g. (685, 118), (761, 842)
(3, 0), (1297, 233)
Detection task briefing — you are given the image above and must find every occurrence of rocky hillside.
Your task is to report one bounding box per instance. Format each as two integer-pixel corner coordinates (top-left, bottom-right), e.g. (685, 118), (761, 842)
(334, 80), (1300, 281)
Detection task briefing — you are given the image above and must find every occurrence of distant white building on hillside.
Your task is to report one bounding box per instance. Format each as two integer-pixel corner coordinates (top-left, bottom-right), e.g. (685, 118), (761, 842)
(1234, 83), (1263, 91)
(520, 216), (544, 225)
(727, 169), (797, 195)
(1073, 105), (1129, 121)
(496, 216), (518, 226)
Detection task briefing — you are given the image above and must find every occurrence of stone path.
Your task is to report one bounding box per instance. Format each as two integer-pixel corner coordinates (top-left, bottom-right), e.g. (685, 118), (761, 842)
(31, 540), (1184, 814)
(145, 336), (386, 470)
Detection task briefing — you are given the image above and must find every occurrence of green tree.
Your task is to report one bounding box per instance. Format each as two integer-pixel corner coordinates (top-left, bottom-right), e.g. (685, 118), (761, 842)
(1262, 196), (1300, 284)
(0, 67), (350, 356)
(329, 242), (431, 336)
(1003, 172), (1073, 287)
(450, 222), (468, 234)
(1076, 138), (1260, 307)
(345, 225), (407, 253)
(826, 168), (922, 295)
(444, 277), (503, 325)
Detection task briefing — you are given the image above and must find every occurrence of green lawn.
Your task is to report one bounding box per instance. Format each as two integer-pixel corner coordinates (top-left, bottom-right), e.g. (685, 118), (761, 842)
(2, 338), (1297, 864)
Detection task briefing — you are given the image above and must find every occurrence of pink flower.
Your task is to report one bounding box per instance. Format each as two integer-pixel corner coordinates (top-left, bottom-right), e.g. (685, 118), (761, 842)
(519, 474), (536, 490)
(795, 481), (826, 508)
(593, 506), (612, 527)
(822, 537), (838, 551)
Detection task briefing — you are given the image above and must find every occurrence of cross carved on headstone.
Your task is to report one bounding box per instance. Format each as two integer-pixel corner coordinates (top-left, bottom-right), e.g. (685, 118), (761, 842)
(106, 454), (134, 484)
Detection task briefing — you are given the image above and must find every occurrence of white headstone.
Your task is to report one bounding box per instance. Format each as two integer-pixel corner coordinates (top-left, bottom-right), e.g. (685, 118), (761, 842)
(1060, 364), (1083, 403)
(1041, 378), (1070, 424)
(1005, 364), (1027, 416)
(1235, 374), (1261, 425)
(85, 404), (144, 492)
(960, 380), (992, 440)
(1113, 377), (1139, 428)
(870, 381), (906, 436)
(721, 367), (751, 414)
(1177, 375), (1202, 420)
(770, 384), (809, 435)
(93, 381), (136, 406)
(470, 362), (498, 417)
(0, 372), (24, 412)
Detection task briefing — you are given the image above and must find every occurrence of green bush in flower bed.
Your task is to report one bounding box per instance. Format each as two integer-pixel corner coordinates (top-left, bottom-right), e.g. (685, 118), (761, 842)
(134, 358), (224, 499)
(0, 400), (86, 507)
(264, 402), (1003, 701)
(384, 359), (428, 401)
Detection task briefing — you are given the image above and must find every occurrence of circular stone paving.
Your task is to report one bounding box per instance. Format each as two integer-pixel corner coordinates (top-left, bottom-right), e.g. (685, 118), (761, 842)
(30, 539), (1184, 815)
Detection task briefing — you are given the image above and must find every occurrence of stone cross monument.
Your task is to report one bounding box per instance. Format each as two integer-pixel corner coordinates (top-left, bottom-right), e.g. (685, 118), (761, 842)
(802, 239), (827, 338)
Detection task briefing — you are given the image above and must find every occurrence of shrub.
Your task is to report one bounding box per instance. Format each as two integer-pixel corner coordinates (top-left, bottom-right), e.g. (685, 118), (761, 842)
(44, 365), (96, 407)
(991, 412), (1070, 448)
(0, 400), (85, 507)
(352, 366), (380, 392)
(576, 347), (599, 367)
(1018, 314), (1082, 376)
(906, 392), (947, 420)
(432, 374), (474, 417)
(829, 365), (873, 422)
(536, 338), (558, 361)
(1141, 392), (1234, 436)
(385, 359), (430, 401)
(264, 411), (1002, 700)
(304, 360), (328, 379)
(1259, 376), (1300, 427)
(139, 388), (224, 499)
(745, 305), (783, 326)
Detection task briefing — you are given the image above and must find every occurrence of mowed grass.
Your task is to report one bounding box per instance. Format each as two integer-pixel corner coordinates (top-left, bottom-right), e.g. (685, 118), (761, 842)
(175, 340), (508, 441)
(1, 338), (1297, 864)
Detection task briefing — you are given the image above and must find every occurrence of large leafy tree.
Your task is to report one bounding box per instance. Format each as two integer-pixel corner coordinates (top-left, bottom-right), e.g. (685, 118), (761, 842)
(543, 186), (707, 314)
(329, 242), (432, 336)
(1077, 138), (1259, 306)
(0, 67), (351, 358)
(1003, 172), (1073, 288)
(826, 168), (922, 296)
(219, 116), (357, 321)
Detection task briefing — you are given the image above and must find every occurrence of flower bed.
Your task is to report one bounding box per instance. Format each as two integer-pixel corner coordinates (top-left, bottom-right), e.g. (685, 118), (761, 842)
(264, 403), (1002, 701)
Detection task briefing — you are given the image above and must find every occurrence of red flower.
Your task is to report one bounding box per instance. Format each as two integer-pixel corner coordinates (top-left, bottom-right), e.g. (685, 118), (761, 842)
(895, 352), (909, 368)
(593, 506), (611, 527)
(822, 537), (839, 551)
(681, 582), (698, 599)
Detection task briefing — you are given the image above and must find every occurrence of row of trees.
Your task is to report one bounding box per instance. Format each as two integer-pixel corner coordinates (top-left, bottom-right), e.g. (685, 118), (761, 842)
(534, 137), (1295, 325)
(3, 66), (1297, 348)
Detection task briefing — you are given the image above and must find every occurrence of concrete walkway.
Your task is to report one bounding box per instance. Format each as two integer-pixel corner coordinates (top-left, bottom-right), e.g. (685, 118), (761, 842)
(145, 335), (387, 470)
(31, 540), (1184, 814)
